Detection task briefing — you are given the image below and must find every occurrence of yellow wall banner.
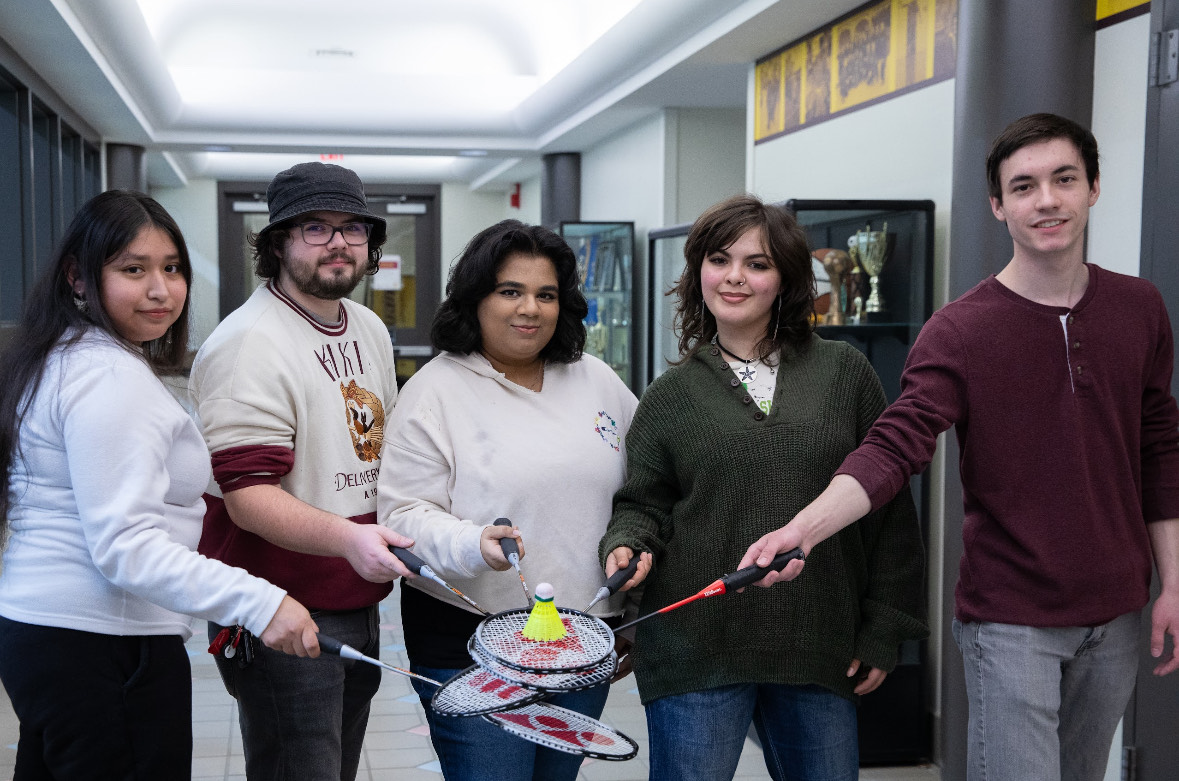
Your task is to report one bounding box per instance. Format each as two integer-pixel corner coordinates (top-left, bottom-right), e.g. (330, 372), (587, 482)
(755, 0), (957, 143)
(1096, 0), (1149, 21)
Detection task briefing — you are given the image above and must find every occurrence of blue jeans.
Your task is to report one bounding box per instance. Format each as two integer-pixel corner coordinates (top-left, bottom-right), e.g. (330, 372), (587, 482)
(210, 606), (381, 781)
(953, 612), (1140, 781)
(0, 615), (192, 781)
(410, 663), (610, 781)
(645, 683), (858, 781)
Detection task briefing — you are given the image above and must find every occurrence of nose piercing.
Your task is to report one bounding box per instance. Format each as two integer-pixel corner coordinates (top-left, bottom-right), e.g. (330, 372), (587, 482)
(736, 279), (745, 286)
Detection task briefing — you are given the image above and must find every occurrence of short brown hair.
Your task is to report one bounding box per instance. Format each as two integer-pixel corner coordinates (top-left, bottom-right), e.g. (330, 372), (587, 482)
(986, 113), (1099, 202)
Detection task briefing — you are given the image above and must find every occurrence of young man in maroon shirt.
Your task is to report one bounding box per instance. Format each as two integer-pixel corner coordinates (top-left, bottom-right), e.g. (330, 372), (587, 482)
(740, 113), (1179, 781)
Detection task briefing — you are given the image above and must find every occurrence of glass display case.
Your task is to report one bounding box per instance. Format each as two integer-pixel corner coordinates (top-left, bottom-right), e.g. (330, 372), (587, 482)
(559, 221), (636, 390)
(789, 199), (935, 404)
(791, 198), (934, 766)
(646, 223), (692, 384)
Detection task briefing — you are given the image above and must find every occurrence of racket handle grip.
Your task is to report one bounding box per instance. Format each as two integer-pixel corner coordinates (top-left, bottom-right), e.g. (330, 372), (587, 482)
(722, 548), (805, 590)
(317, 634), (345, 656)
(603, 556), (640, 594)
(389, 545), (425, 575)
(493, 517), (520, 563)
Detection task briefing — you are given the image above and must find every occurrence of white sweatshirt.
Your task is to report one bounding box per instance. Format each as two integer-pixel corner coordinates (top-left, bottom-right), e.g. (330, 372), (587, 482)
(0, 330), (285, 638)
(378, 351), (637, 616)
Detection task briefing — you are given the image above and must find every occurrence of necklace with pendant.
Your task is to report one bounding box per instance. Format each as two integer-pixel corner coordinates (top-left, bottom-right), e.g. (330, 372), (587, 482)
(713, 334), (757, 383)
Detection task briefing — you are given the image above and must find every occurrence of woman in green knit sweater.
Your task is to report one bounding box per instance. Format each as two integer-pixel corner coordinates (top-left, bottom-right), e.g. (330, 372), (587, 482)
(599, 195), (927, 781)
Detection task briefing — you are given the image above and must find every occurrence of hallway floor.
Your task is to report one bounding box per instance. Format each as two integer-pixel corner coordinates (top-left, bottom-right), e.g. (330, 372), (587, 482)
(0, 587), (940, 780)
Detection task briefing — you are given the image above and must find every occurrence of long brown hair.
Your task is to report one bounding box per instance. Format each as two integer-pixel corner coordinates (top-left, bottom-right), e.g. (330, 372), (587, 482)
(0, 190), (192, 532)
(672, 195), (814, 361)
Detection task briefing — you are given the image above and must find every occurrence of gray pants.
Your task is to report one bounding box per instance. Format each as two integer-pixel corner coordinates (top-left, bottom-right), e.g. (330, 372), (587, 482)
(211, 605), (381, 781)
(953, 612), (1140, 781)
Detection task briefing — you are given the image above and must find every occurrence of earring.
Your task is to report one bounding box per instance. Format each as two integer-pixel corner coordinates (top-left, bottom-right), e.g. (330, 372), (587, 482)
(73, 291), (88, 313)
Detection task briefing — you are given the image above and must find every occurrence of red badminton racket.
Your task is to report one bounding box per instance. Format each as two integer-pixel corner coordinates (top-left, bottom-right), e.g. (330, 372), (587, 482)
(613, 547), (805, 633)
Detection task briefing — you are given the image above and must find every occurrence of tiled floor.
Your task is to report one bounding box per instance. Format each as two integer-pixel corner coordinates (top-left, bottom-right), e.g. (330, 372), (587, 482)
(0, 588), (940, 780)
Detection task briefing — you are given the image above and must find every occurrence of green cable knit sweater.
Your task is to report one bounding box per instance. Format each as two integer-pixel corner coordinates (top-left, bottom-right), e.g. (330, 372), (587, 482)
(599, 335), (928, 704)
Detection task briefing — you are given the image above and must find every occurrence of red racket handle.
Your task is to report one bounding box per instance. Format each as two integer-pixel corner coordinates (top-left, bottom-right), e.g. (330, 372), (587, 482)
(493, 517), (521, 565)
(720, 547), (805, 591)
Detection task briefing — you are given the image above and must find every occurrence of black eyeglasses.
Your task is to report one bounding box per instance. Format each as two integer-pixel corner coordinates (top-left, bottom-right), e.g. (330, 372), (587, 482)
(296, 221), (372, 246)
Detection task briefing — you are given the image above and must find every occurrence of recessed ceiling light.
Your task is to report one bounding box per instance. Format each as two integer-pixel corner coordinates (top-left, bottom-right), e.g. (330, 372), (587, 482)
(458, 150), (488, 157)
(204, 145), (232, 152)
(313, 47), (355, 58)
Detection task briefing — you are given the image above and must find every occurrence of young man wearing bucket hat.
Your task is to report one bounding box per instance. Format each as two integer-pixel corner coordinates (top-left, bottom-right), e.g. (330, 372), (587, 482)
(190, 162), (415, 780)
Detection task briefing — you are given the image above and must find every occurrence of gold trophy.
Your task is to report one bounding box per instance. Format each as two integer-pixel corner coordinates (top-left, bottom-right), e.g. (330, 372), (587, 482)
(814, 249), (852, 326)
(847, 223), (889, 317)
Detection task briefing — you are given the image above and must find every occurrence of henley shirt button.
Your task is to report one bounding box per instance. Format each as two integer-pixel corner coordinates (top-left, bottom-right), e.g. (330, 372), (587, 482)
(754, 411), (765, 420)
(1077, 365), (1084, 374)
(742, 394), (752, 404)
(1068, 315), (1075, 324)
(710, 347), (720, 356)
(730, 378), (740, 387)
(1073, 341), (1081, 349)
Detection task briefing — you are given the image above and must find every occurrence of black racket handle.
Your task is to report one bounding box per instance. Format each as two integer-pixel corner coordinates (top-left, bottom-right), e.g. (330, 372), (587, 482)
(603, 556), (640, 593)
(721, 548), (805, 590)
(493, 517), (520, 563)
(317, 634), (345, 656)
(389, 545), (426, 575)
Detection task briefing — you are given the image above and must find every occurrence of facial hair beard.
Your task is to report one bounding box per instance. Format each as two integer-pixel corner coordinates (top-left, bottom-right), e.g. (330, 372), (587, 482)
(285, 251), (367, 301)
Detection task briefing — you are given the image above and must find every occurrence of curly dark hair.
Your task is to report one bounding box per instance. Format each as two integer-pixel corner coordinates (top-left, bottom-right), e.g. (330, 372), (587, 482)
(431, 220), (587, 363)
(986, 113), (1099, 203)
(250, 219), (383, 279)
(673, 195), (814, 360)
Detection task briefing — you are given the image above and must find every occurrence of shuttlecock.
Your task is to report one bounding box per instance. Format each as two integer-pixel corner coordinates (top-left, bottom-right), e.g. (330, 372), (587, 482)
(521, 582), (566, 641)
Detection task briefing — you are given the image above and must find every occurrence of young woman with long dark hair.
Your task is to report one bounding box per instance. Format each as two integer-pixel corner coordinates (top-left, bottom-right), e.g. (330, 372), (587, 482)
(0, 190), (318, 779)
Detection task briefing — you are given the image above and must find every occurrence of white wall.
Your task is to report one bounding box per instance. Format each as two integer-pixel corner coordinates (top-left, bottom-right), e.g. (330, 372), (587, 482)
(670, 107), (747, 224)
(151, 178), (220, 350)
(439, 183), (522, 299)
(1091, 15), (1153, 781)
(749, 78), (955, 312)
(1089, 13), (1151, 277)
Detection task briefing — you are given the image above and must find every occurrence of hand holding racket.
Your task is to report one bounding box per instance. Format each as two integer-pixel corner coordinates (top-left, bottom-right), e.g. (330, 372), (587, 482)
(603, 546), (653, 594)
(481, 518), (525, 572)
(737, 528), (810, 588)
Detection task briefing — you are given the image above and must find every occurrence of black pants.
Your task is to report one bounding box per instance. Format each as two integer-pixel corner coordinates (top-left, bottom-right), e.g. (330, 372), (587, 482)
(0, 615), (192, 780)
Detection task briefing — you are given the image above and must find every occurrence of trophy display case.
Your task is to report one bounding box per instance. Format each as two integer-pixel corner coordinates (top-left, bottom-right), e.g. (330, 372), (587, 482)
(559, 221), (637, 391)
(791, 198), (934, 766)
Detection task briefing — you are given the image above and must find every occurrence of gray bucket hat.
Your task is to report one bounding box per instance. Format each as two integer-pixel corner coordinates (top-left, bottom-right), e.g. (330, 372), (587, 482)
(258, 162), (386, 247)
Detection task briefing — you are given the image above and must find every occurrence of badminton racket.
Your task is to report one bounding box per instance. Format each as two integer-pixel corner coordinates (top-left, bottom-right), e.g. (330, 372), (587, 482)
(391, 545), (490, 616)
(316, 634), (540, 715)
(483, 702), (639, 761)
(493, 517), (531, 605)
(614, 547), (805, 633)
(584, 557), (639, 611)
(467, 637), (618, 693)
(473, 607), (616, 675)
(317, 634), (636, 759)
(472, 548), (805, 674)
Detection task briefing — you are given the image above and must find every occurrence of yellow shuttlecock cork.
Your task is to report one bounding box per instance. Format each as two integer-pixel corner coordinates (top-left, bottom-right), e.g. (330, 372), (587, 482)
(521, 582), (566, 641)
